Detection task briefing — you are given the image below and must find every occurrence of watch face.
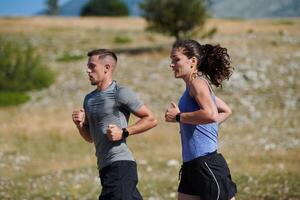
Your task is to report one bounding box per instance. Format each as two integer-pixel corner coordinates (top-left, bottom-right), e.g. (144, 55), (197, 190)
(176, 113), (181, 122)
(122, 128), (129, 138)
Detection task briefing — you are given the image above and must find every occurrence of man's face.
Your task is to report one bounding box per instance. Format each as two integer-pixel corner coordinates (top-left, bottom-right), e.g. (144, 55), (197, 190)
(86, 55), (106, 86)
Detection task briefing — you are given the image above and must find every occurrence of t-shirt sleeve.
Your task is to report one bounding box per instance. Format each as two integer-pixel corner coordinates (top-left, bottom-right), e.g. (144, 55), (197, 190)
(117, 87), (143, 113)
(83, 95), (90, 126)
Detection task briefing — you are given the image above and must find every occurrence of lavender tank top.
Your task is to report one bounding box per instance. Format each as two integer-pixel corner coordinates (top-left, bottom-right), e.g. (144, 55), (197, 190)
(178, 85), (219, 162)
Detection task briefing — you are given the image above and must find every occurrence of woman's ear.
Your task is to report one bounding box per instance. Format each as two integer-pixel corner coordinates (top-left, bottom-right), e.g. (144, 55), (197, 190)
(191, 57), (198, 68)
(191, 56), (197, 64)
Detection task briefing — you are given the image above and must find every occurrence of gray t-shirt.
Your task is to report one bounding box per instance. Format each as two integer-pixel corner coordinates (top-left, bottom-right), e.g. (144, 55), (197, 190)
(83, 81), (143, 169)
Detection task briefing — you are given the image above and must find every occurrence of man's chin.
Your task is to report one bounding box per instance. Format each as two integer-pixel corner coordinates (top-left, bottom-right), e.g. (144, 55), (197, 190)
(90, 81), (98, 86)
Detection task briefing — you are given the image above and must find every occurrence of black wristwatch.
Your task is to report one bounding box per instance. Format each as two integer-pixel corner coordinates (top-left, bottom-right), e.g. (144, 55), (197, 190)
(122, 128), (129, 138)
(175, 113), (181, 122)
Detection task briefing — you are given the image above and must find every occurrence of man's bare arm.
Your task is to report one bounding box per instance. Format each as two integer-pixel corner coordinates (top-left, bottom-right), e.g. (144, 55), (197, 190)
(72, 108), (93, 143)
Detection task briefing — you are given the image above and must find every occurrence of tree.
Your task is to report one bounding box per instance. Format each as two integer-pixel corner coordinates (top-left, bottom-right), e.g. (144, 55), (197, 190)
(46, 0), (59, 15)
(140, 0), (208, 40)
(81, 0), (129, 16)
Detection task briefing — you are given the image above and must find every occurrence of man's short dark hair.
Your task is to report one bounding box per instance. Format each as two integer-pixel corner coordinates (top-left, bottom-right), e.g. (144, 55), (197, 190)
(87, 49), (118, 62)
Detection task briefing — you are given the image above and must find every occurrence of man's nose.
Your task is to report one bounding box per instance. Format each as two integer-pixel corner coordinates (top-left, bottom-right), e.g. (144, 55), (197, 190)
(86, 68), (91, 73)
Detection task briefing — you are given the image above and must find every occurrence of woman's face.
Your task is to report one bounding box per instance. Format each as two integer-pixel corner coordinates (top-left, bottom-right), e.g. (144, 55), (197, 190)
(170, 48), (195, 80)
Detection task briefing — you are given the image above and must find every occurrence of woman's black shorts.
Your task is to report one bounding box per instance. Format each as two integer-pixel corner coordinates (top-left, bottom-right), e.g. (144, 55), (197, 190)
(178, 151), (237, 200)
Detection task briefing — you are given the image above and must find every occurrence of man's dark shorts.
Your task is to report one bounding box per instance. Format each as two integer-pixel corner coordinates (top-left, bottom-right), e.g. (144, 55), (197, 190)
(178, 151), (237, 200)
(99, 160), (143, 200)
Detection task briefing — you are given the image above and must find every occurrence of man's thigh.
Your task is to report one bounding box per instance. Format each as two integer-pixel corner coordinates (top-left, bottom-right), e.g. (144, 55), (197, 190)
(99, 161), (142, 200)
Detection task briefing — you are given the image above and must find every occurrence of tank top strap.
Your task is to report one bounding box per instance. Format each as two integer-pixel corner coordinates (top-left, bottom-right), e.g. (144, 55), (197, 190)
(195, 76), (215, 97)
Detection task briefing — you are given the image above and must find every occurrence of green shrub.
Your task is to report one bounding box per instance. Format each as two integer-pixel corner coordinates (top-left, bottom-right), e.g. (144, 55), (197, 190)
(114, 35), (132, 44)
(273, 20), (294, 25)
(57, 50), (85, 62)
(278, 30), (284, 36)
(0, 37), (55, 106)
(81, 0), (129, 16)
(0, 92), (30, 107)
(271, 40), (278, 46)
(247, 29), (254, 34)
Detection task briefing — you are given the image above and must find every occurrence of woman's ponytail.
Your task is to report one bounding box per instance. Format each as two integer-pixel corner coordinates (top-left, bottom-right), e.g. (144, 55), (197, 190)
(197, 44), (233, 87)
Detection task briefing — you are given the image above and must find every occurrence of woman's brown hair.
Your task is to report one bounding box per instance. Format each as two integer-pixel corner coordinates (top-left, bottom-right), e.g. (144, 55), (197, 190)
(172, 39), (233, 87)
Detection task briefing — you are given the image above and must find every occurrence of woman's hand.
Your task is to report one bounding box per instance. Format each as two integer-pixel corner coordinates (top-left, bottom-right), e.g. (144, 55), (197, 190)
(165, 102), (180, 122)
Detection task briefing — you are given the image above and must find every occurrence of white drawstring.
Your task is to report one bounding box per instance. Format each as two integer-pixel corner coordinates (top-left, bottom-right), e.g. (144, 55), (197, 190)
(205, 162), (220, 200)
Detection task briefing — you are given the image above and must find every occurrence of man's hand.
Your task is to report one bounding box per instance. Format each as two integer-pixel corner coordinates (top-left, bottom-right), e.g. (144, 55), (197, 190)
(165, 102), (180, 122)
(72, 108), (85, 128)
(106, 124), (123, 141)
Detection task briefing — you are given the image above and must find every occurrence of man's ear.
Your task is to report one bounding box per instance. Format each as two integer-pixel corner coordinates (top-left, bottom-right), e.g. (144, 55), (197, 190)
(104, 64), (110, 73)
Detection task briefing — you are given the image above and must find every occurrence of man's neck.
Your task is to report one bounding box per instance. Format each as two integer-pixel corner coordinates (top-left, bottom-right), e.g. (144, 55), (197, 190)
(97, 79), (113, 91)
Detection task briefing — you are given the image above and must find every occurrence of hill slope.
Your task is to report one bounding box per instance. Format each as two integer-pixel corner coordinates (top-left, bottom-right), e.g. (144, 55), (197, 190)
(57, 0), (300, 18)
(60, 0), (88, 16)
(210, 0), (300, 18)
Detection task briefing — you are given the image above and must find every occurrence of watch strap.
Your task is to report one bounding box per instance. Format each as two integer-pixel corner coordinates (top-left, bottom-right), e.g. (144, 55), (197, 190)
(175, 113), (181, 122)
(122, 128), (129, 138)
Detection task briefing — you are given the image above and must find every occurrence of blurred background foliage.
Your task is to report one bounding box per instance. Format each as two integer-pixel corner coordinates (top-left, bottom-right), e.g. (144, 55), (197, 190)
(0, 36), (55, 106)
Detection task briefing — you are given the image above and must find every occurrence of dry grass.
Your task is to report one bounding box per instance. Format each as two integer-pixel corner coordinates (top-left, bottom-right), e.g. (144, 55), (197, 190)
(206, 18), (300, 34)
(0, 16), (146, 33)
